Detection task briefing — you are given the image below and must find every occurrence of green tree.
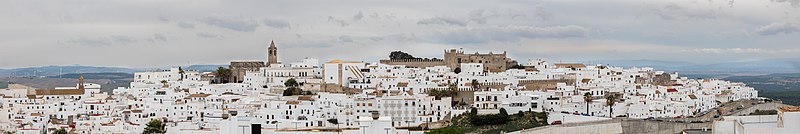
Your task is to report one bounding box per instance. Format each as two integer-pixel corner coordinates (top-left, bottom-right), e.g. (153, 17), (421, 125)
(425, 127), (461, 134)
(214, 67), (232, 83)
(470, 79), (480, 90)
(605, 94), (619, 117)
(178, 66), (185, 81)
(53, 128), (67, 134)
(470, 107), (478, 117)
(284, 78), (299, 87)
(143, 119), (166, 134)
(389, 51), (418, 60)
(282, 78), (309, 96)
(499, 108), (510, 122)
(428, 83), (457, 100)
(584, 92), (593, 115)
(453, 67), (461, 74)
(327, 118), (340, 133)
(509, 64), (526, 69)
(160, 80), (168, 87)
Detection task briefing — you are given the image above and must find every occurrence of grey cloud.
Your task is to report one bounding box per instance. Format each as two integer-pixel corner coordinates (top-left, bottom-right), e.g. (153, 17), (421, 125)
(110, 36), (137, 44)
(755, 21), (800, 35)
(729, 0), (735, 7)
(328, 16), (351, 27)
(262, 18), (291, 29)
(283, 40), (333, 48)
(327, 12), (365, 27)
(177, 21), (195, 29)
(420, 9), (507, 26)
(366, 33), (418, 42)
(353, 11), (364, 21)
(150, 34), (168, 43)
(196, 33), (223, 39)
(533, 6), (554, 21)
(417, 17), (467, 26)
(654, 3), (717, 20)
(339, 35), (354, 42)
(369, 37), (383, 41)
(200, 15), (260, 32)
(66, 36), (137, 46)
(468, 10), (500, 24)
(772, 0), (800, 7)
(425, 25), (589, 44)
(504, 9), (527, 19)
(157, 15), (170, 22)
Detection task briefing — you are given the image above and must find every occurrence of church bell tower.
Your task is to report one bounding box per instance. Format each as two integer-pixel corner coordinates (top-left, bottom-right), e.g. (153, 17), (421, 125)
(268, 40), (278, 66)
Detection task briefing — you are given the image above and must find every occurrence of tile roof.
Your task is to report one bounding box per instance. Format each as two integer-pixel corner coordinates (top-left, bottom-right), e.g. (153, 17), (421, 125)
(780, 106), (800, 112)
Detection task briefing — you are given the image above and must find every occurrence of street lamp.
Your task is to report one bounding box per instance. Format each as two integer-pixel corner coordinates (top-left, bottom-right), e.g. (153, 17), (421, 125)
(384, 127), (391, 134)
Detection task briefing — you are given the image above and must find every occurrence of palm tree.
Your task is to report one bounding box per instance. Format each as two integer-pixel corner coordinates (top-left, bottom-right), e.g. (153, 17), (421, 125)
(214, 67), (232, 83)
(178, 67), (185, 81)
(447, 82), (458, 96)
(327, 119), (340, 134)
(470, 79), (480, 90)
(605, 94), (618, 117)
(160, 80), (168, 88)
(583, 92), (593, 115)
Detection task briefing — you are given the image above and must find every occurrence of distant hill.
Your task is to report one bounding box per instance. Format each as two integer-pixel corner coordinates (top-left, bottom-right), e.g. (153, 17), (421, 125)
(593, 58), (800, 75)
(0, 73), (136, 93)
(587, 59), (696, 70)
(0, 64), (232, 78)
(47, 73), (133, 80)
(720, 73), (800, 106)
(0, 64), (229, 92)
(183, 64), (228, 72)
(0, 65), (141, 77)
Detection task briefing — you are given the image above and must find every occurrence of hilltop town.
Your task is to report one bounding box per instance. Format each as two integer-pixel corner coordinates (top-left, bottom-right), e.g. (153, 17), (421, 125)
(0, 41), (796, 134)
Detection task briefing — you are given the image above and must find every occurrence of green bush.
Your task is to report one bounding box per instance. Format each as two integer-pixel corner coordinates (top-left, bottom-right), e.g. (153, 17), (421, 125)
(425, 127), (462, 134)
(470, 108), (510, 126)
(143, 119), (166, 134)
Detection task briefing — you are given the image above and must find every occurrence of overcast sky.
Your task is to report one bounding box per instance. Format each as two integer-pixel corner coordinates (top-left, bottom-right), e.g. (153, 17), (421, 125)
(1, 0), (799, 69)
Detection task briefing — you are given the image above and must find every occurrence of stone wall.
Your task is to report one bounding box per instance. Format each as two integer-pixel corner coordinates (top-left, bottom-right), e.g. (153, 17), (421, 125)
(518, 79), (574, 91)
(229, 61), (265, 83)
(730, 102), (792, 116)
(514, 119), (712, 134)
(621, 120), (712, 134)
(379, 59), (446, 68)
(516, 119), (623, 134)
(444, 49), (518, 72)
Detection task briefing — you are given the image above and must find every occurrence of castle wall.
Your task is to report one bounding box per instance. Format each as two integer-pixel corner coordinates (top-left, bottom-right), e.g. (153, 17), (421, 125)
(379, 59), (446, 68)
(444, 49), (518, 73)
(230, 61), (265, 83)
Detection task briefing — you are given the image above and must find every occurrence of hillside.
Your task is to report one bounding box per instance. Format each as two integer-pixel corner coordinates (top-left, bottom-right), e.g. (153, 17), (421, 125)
(0, 65), (141, 77)
(721, 73), (800, 106)
(1, 73), (134, 93)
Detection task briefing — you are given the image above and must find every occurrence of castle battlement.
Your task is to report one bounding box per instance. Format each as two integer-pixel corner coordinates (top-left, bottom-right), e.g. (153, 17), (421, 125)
(379, 58), (444, 62)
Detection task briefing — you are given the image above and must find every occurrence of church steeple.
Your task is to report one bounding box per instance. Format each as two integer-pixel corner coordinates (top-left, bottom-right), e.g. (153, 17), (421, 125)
(268, 40), (278, 67)
(78, 74), (85, 90)
(269, 40), (276, 48)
